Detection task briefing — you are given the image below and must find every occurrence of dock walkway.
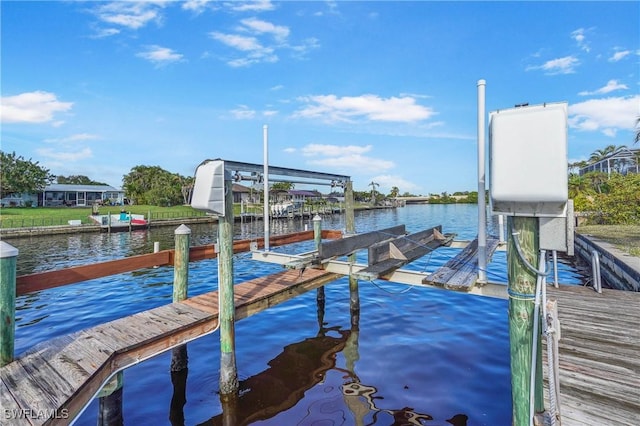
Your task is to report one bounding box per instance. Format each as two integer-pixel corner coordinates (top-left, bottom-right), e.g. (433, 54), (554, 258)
(546, 285), (640, 426)
(0, 268), (337, 425)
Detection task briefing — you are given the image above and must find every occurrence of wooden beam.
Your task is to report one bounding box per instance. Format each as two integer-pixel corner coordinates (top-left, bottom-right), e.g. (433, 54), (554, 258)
(15, 230), (343, 297)
(353, 227), (455, 281)
(318, 225), (405, 260)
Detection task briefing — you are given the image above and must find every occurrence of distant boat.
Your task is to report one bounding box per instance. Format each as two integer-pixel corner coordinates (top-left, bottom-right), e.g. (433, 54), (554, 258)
(89, 212), (148, 231)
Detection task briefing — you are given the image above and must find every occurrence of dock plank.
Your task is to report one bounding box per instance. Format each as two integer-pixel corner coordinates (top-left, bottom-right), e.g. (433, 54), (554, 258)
(423, 237), (500, 291)
(544, 286), (640, 426)
(0, 268), (337, 425)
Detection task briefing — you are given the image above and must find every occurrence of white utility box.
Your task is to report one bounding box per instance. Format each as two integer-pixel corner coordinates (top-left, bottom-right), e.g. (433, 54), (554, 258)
(489, 102), (568, 217)
(191, 160), (228, 215)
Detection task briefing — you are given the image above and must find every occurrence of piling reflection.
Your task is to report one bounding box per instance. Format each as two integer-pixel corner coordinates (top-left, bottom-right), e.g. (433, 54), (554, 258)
(198, 327), (350, 426)
(169, 345), (188, 426)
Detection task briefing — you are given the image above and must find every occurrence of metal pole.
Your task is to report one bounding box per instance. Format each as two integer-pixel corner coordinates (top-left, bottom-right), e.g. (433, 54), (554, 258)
(263, 125), (270, 251)
(477, 79), (487, 283)
(0, 242), (18, 366)
(219, 178), (238, 397)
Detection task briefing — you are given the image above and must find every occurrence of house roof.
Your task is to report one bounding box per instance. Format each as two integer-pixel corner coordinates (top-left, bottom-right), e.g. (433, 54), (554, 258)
(44, 184), (122, 192)
(289, 190), (320, 197)
(232, 183), (252, 193)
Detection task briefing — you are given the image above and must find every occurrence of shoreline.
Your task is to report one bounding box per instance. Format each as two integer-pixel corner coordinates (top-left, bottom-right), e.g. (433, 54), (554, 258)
(0, 205), (395, 239)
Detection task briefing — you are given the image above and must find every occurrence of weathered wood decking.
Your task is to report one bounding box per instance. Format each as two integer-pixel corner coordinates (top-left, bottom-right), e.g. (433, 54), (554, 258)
(545, 285), (640, 426)
(0, 268), (338, 425)
(423, 236), (500, 291)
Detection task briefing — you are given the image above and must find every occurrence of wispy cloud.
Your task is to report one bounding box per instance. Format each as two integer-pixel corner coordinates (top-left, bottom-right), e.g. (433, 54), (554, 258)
(230, 105), (256, 119)
(293, 94), (435, 123)
(210, 32), (277, 66)
(609, 49), (631, 62)
(569, 95), (640, 137)
(571, 28), (590, 52)
(240, 17), (290, 41)
(527, 55), (580, 75)
(370, 174), (420, 193)
(579, 80), (628, 96)
(211, 10), (318, 66)
(182, 0), (218, 15)
(0, 91), (73, 124)
(298, 143), (395, 174)
(44, 133), (100, 144)
(136, 45), (185, 67)
(227, 0), (275, 12)
(92, 1), (166, 30)
(36, 147), (93, 162)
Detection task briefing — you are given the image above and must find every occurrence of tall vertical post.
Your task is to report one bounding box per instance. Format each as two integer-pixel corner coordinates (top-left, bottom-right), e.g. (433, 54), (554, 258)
(173, 225), (191, 302)
(344, 181), (359, 328)
(263, 124), (270, 251)
(507, 216), (544, 426)
(171, 225), (190, 403)
(313, 215), (325, 329)
(0, 242), (18, 367)
(477, 79), (487, 283)
(219, 177), (238, 397)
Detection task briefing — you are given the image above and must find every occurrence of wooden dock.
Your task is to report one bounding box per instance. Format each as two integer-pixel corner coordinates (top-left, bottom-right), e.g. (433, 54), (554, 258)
(423, 236), (500, 291)
(0, 268), (338, 425)
(545, 285), (640, 426)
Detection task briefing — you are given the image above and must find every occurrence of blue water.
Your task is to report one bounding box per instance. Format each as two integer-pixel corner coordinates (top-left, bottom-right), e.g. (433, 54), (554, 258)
(9, 204), (584, 425)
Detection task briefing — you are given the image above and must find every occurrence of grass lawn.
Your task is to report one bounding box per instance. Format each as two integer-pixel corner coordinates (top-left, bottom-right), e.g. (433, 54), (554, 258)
(0, 205), (207, 228)
(576, 225), (640, 257)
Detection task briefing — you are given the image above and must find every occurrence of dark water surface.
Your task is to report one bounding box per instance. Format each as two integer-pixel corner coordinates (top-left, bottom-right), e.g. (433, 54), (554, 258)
(9, 205), (584, 425)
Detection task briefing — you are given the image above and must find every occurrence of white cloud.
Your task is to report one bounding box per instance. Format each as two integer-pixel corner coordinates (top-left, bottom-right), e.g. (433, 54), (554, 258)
(294, 94), (435, 123)
(578, 79), (628, 96)
(283, 147), (296, 153)
(36, 147), (93, 162)
(182, 0), (217, 14)
(93, 2), (165, 30)
(301, 144), (372, 157)
(240, 18), (290, 42)
(44, 133), (100, 144)
(370, 174), (420, 193)
(527, 55), (580, 75)
(571, 28), (590, 52)
(210, 32), (277, 66)
(136, 45), (184, 66)
(230, 105), (256, 119)
(609, 50), (631, 62)
(569, 95), (640, 137)
(227, 1), (275, 12)
(0, 91), (73, 124)
(299, 143), (394, 175)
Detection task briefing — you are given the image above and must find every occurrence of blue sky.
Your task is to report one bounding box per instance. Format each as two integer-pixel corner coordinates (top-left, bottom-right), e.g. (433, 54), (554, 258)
(1, 1), (639, 195)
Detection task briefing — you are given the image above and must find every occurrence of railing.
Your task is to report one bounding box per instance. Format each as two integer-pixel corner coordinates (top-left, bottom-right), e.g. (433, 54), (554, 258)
(0, 210), (210, 229)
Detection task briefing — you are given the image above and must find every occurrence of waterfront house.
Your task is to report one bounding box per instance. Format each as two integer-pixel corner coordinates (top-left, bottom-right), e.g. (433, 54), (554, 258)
(41, 184), (125, 207)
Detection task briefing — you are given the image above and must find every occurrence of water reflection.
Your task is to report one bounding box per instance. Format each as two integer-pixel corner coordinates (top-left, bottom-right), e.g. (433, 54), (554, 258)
(198, 328), (351, 426)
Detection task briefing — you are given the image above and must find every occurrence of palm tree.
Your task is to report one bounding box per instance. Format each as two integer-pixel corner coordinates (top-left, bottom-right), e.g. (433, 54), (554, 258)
(389, 186), (400, 198)
(368, 181), (379, 205)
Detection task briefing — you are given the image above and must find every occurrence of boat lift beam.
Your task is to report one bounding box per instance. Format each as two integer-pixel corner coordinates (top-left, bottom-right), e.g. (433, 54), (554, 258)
(250, 250), (508, 299)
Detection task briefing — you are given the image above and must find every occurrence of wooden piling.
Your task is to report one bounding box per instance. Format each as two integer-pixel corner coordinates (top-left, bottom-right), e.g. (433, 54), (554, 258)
(507, 216), (544, 425)
(97, 372), (124, 425)
(313, 215), (325, 328)
(344, 181), (360, 328)
(219, 178), (239, 397)
(173, 225), (191, 302)
(0, 241), (18, 367)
